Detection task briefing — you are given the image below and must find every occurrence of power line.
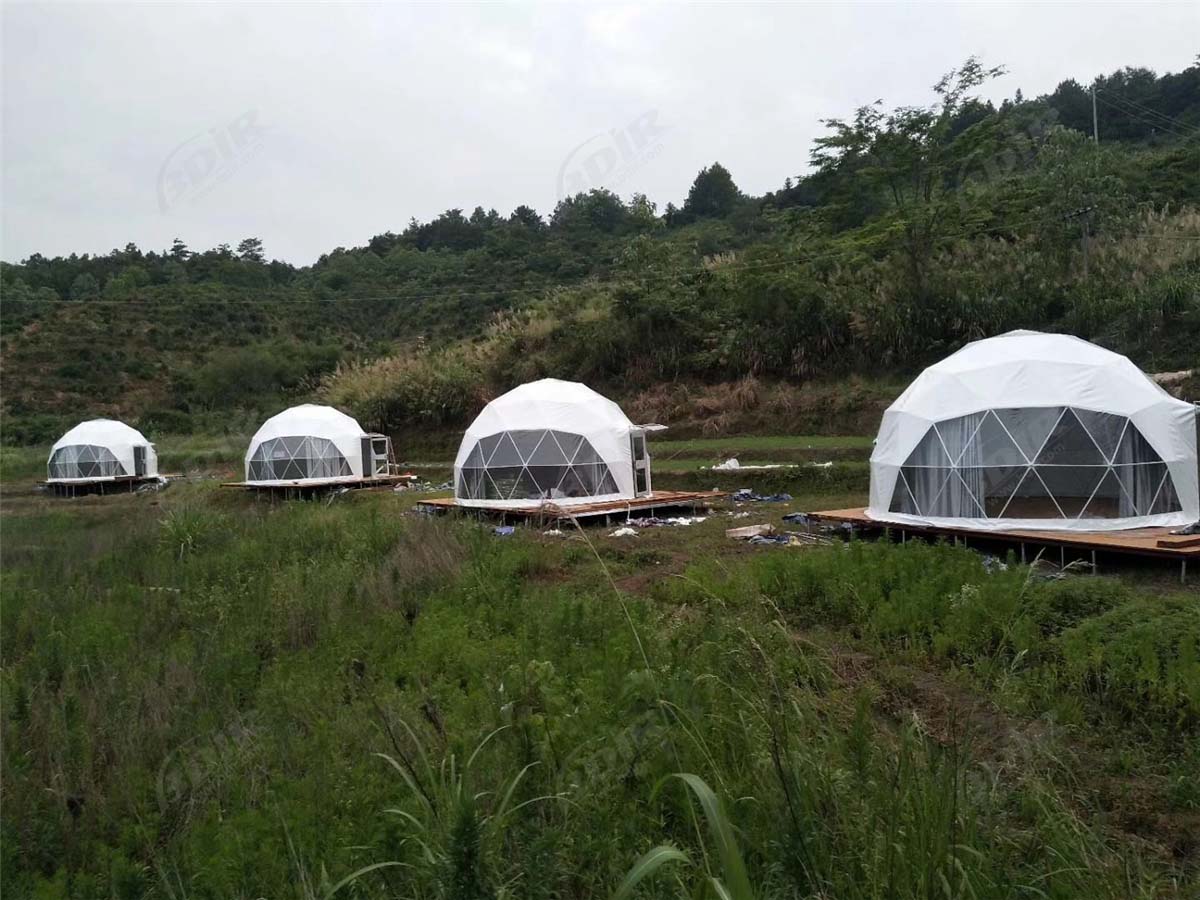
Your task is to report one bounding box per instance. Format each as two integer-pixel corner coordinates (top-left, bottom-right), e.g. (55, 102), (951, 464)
(1094, 87), (1200, 135)
(1093, 93), (1194, 141)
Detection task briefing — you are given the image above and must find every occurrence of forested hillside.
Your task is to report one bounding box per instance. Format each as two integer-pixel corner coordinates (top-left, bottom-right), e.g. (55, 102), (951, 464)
(3, 60), (1198, 444)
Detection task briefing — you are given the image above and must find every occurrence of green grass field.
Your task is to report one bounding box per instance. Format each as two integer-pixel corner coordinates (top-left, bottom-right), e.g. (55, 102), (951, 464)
(2, 440), (1198, 899)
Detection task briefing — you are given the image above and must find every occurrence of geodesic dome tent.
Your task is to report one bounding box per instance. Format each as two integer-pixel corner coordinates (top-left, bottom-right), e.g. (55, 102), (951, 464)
(244, 404), (393, 485)
(48, 419), (158, 482)
(453, 379), (657, 507)
(867, 331), (1199, 531)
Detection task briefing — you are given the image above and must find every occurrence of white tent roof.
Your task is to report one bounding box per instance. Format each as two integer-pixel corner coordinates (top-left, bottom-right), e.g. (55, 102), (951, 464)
(245, 404), (369, 484)
(868, 330), (1198, 531)
(454, 378), (639, 506)
(48, 418), (158, 481)
(52, 419), (153, 452)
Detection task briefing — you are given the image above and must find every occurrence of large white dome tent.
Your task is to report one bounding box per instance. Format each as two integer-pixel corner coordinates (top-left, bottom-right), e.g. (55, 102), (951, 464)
(867, 331), (1198, 532)
(48, 419), (158, 482)
(453, 379), (659, 508)
(244, 404), (394, 485)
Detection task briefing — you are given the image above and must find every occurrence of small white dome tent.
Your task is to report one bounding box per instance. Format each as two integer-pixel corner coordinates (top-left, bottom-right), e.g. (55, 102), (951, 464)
(244, 404), (393, 485)
(453, 379), (658, 507)
(48, 419), (158, 482)
(868, 331), (1199, 532)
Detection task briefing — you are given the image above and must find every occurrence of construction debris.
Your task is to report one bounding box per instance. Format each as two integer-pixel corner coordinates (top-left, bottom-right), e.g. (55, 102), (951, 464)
(726, 523), (775, 539)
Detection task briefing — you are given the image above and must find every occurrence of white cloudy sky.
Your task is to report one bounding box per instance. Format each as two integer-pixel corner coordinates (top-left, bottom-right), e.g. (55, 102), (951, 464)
(2, 1), (1196, 264)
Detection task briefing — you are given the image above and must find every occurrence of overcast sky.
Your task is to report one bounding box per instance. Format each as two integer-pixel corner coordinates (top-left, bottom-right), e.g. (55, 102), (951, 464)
(2, 2), (1196, 265)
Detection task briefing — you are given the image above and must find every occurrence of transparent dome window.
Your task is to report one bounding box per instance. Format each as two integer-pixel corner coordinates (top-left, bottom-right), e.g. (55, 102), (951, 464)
(889, 407), (1182, 520)
(457, 429), (620, 501)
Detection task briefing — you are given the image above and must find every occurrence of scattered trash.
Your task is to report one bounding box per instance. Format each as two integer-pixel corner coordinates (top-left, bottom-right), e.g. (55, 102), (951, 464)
(494, 526), (516, 537)
(710, 458), (798, 471)
(981, 555), (1009, 573)
(626, 515), (707, 528)
(732, 489), (793, 503)
(394, 480), (452, 493)
(749, 531), (832, 547)
(542, 528), (565, 537)
(809, 461), (834, 469)
(727, 511), (751, 519)
(777, 511), (816, 525)
(609, 526), (639, 538)
(136, 477), (170, 493)
(726, 523), (775, 540)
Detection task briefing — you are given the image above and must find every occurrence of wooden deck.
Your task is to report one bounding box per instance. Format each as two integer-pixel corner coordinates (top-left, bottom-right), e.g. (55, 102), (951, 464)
(221, 474), (417, 493)
(41, 474), (179, 496)
(418, 490), (727, 523)
(806, 507), (1198, 581)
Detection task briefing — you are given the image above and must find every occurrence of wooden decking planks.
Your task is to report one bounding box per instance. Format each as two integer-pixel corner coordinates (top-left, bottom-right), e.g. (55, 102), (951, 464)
(221, 474), (417, 491)
(806, 507), (1200, 561)
(418, 490), (726, 521)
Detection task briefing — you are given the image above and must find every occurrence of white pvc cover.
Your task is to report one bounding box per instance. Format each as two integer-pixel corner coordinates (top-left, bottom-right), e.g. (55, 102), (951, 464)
(244, 404), (367, 484)
(453, 378), (638, 507)
(48, 419), (158, 481)
(868, 331), (1199, 531)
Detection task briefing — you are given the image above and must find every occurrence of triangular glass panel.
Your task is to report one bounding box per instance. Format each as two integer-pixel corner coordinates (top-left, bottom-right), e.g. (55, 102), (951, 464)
(597, 468), (619, 495)
(902, 427), (952, 467)
(911, 468), (956, 517)
(888, 470), (921, 515)
(934, 414), (985, 466)
(1035, 465), (1107, 518)
(551, 431), (583, 463)
(527, 432), (570, 466)
(1111, 463), (1167, 516)
(937, 468), (987, 517)
(487, 432), (524, 467)
(529, 465), (569, 494)
(1081, 469), (1124, 519)
(463, 442), (485, 468)
(995, 407), (1064, 463)
(78, 445), (97, 463)
(958, 411), (1025, 466)
(482, 469), (506, 501)
(1000, 468), (1063, 518)
(1147, 469), (1182, 516)
(485, 466), (523, 499)
(1111, 424), (1162, 466)
(281, 459), (306, 480)
(901, 465), (949, 513)
(556, 467), (589, 498)
(570, 439), (603, 467)
(506, 467), (543, 500)
(1036, 409), (1105, 466)
(510, 430), (547, 465)
(1072, 410), (1128, 463)
(961, 465), (1026, 517)
(477, 433), (503, 465)
(268, 440), (289, 460)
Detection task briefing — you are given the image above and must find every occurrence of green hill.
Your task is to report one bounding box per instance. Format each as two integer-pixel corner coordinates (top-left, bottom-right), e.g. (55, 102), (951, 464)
(3, 60), (1198, 444)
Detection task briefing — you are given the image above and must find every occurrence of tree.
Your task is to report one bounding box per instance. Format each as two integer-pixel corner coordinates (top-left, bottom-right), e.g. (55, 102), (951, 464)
(169, 238), (191, 261)
(682, 162), (741, 218)
(811, 56), (1006, 300)
(236, 237), (265, 263)
(69, 272), (100, 300)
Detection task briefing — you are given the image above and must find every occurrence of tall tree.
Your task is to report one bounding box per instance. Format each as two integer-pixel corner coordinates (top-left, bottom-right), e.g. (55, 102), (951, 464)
(236, 237), (265, 263)
(682, 162), (741, 218)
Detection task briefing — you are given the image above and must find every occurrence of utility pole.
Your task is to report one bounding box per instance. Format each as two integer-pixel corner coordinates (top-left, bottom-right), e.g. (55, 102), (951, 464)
(1091, 86), (1099, 143)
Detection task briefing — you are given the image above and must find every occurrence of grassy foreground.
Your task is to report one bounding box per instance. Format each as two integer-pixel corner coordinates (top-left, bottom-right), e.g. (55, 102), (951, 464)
(2, 474), (1198, 898)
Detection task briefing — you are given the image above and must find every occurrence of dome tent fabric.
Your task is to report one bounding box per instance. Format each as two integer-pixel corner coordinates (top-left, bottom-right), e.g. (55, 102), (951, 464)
(48, 419), (158, 482)
(245, 404), (370, 485)
(453, 379), (650, 507)
(867, 331), (1198, 532)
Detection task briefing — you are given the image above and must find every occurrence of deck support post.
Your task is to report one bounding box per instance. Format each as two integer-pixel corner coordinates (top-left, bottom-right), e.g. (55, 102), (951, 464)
(1020, 543), (1026, 564)
(1091, 550), (1097, 575)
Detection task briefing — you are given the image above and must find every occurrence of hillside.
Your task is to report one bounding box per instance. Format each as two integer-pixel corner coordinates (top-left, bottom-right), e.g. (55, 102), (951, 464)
(3, 60), (1199, 444)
